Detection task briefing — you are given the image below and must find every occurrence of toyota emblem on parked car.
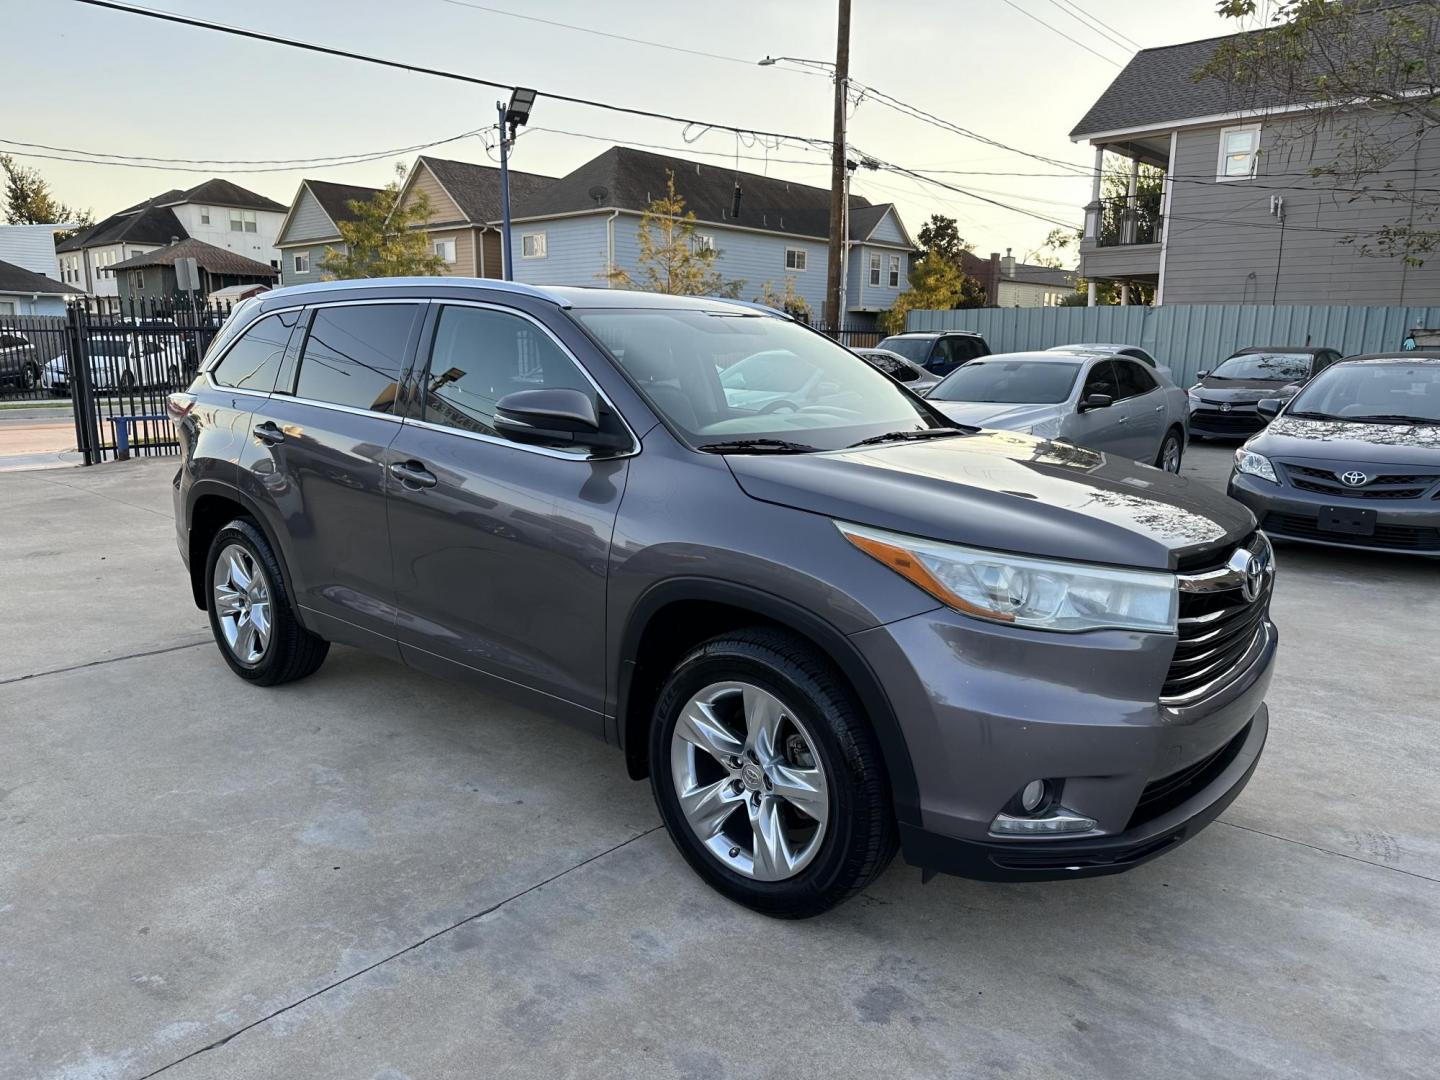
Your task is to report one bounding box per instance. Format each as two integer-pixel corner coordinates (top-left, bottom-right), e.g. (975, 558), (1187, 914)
(1220, 402), (1233, 412)
(1340, 470), (1369, 486)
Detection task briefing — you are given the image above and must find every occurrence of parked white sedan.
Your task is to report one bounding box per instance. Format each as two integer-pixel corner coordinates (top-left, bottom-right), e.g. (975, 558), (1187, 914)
(41, 334), (177, 394)
(927, 350), (1191, 472)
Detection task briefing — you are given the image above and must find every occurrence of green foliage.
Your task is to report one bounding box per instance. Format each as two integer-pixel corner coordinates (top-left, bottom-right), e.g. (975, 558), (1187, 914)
(319, 163), (447, 280)
(882, 214), (985, 330)
(1200, 0), (1440, 263)
(754, 276), (812, 319)
(916, 214), (973, 264)
(607, 171), (743, 296)
(1, 155), (93, 237)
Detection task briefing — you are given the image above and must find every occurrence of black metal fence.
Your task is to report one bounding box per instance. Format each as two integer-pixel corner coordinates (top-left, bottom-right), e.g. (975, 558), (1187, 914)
(1097, 192), (1164, 248)
(0, 299), (233, 464)
(818, 325), (885, 350)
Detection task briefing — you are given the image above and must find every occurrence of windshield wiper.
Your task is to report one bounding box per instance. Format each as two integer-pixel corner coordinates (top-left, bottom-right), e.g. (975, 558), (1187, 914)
(1284, 410), (1342, 421)
(697, 438), (820, 454)
(848, 426), (970, 449)
(1344, 413), (1440, 426)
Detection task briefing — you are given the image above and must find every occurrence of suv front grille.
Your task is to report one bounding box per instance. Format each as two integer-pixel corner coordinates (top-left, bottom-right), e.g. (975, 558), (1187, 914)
(1164, 537), (1274, 705)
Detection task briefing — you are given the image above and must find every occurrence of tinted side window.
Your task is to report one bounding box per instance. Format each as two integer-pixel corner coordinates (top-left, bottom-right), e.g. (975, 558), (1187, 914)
(294, 304), (417, 413)
(210, 310), (300, 392)
(1123, 348), (1157, 368)
(422, 305), (593, 438)
(1082, 360), (1120, 400)
(1115, 359), (1157, 398)
(867, 353), (912, 380)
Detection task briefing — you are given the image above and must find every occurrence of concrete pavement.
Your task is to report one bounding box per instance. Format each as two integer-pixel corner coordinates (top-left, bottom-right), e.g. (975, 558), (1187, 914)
(1, 447), (1437, 1080)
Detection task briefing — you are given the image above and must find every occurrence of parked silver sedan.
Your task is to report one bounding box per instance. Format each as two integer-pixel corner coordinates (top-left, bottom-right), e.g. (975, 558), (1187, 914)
(927, 350), (1191, 471)
(852, 347), (943, 396)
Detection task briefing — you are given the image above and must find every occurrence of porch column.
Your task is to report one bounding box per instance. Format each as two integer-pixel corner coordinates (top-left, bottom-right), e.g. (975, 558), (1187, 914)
(1119, 282), (1131, 306)
(1087, 281), (1097, 307)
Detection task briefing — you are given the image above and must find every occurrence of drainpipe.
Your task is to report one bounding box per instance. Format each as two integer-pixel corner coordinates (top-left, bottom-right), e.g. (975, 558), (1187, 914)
(605, 209), (621, 284)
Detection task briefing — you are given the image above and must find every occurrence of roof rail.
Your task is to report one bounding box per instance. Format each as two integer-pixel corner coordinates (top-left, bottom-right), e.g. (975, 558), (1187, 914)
(264, 275), (568, 305)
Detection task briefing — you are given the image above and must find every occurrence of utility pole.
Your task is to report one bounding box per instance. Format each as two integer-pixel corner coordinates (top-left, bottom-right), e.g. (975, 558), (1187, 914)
(824, 0), (851, 332)
(498, 100), (514, 281)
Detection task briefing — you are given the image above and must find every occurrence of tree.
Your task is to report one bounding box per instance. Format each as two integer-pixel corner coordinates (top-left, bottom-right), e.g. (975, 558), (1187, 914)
(607, 171), (743, 296)
(1, 155), (93, 237)
(1199, 0), (1440, 264)
(319, 163), (446, 279)
(879, 255), (972, 334)
(916, 214), (973, 265)
(754, 276), (812, 320)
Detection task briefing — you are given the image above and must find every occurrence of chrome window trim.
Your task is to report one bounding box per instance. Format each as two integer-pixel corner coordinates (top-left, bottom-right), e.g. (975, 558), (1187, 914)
(279, 395), (405, 425)
(410, 298), (641, 459)
(198, 373), (272, 400)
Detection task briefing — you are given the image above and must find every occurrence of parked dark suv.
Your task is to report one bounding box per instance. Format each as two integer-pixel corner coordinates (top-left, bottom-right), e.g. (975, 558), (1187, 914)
(874, 330), (990, 376)
(172, 279), (1276, 917)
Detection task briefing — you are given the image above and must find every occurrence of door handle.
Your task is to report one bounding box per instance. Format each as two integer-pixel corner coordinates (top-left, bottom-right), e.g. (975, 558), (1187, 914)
(253, 421), (285, 444)
(1154, 405), (1164, 412)
(1117, 415), (1129, 423)
(389, 460), (438, 489)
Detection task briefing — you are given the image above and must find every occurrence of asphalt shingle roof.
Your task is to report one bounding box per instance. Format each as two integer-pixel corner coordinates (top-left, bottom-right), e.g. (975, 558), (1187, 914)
(304, 179), (381, 226)
(56, 179), (285, 254)
(510, 146), (887, 242)
(158, 179), (287, 213)
(417, 156), (555, 223)
(107, 238), (278, 277)
(0, 258), (85, 295)
(1005, 263), (1076, 288)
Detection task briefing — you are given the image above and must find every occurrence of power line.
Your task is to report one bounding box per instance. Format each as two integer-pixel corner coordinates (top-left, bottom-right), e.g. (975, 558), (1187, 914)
(1051, 0), (1141, 50)
(0, 129), (487, 168)
(69, 0), (831, 150)
(862, 155), (1080, 229)
(1038, 0), (1136, 56)
(994, 0), (1125, 66)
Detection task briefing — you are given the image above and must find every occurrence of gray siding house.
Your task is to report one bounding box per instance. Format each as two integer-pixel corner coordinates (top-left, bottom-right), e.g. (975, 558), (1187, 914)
(108, 238), (277, 306)
(274, 179), (380, 287)
(1071, 29), (1440, 306)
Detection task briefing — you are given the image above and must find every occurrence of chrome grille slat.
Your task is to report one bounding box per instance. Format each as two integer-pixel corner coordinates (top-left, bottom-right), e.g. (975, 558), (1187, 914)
(1163, 535), (1274, 705)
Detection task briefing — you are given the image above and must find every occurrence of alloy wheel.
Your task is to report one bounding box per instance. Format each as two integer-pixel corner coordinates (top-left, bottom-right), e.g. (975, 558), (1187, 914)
(212, 543), (272, 665)
(669, 680), (830, 881)
(1162, 435), (1182, 473)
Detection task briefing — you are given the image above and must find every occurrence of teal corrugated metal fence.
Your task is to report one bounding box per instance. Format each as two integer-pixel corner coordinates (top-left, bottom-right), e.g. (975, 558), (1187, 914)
(905, 305), (1440, 386)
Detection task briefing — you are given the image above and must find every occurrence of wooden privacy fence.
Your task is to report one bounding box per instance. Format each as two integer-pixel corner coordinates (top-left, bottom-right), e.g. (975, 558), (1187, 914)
(906, 304), (1440, 386)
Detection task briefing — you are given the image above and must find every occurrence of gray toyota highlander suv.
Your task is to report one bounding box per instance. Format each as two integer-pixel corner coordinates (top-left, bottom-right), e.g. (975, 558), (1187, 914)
(170, 278), (1276, 917)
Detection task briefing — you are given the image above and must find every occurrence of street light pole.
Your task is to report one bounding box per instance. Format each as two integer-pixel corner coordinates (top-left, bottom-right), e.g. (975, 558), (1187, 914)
(825, 0), (851, 332)
(498, 100), (513, 281)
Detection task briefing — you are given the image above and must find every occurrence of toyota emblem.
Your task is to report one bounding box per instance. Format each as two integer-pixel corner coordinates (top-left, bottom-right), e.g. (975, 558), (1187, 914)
(1242, 553), (1265, 601)
(1220, 402), (1233, 412)
(1340, 470), (1369, 487)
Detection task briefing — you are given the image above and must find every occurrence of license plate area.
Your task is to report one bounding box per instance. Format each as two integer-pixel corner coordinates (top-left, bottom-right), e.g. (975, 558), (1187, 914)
(1318, 505), (1376, 536)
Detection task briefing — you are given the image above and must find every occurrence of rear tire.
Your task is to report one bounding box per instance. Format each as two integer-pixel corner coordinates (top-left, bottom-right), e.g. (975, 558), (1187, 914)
(1155, 427), (1184, 473)
(204, 518), (328, 686)
(649, 628), (896, 918)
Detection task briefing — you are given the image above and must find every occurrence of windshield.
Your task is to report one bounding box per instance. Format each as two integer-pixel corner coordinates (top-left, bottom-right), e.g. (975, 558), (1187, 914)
(1211, 352), (1312, 381)
(929, 359), (1082, 404)
(1287, 363), (1440, 423)
(875, 336), (934, 363)
(573, 309), (946, 450)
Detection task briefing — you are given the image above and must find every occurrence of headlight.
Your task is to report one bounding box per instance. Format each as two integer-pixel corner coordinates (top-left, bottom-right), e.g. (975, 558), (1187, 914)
(837, 522), (1177, 633)
(1234, 447), (1278, 483)
(1187, 388), (1202, 407)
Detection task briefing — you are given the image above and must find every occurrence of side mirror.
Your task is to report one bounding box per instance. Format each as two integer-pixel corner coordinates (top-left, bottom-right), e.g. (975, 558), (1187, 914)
(493, 388), (630, 452)
(1078, 392), (1113, 413)
(1256, 397), (1283, 420)
(1196, 369), (1210, 379)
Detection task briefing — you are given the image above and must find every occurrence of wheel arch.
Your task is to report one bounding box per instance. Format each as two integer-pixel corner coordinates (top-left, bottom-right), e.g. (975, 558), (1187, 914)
(615, 577), (921, 828)
(185, 480), (296, 615)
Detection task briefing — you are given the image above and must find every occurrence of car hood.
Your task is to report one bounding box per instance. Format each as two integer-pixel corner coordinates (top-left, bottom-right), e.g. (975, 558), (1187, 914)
(927, 400), (1061, 431)
(1195, 377), (1294, 401)
(1248, 414), (1440, 464)
(726, 429), (1254, 571)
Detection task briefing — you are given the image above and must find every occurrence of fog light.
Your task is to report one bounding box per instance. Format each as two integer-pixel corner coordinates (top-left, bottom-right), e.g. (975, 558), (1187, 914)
(1020, 780), (1047, 813)
(991, 809), (1097, 836)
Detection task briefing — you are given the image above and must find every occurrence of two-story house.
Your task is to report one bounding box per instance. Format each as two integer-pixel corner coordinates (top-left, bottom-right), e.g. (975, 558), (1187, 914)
(274, 179), (381, 287)
(56, 179), (287, 298)
(1071, 28), (1440, 306)
(506, 147), (914, 327)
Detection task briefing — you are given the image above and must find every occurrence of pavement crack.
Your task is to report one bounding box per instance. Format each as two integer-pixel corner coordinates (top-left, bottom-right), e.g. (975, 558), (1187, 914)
(132, 824), (665, 1079)
(0, 640), (210, 686)
(1217, 819), (1440, 884)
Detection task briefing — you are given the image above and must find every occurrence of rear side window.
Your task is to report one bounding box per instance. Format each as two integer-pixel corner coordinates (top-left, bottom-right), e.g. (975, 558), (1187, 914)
(294, 304), (418, 413)
(210, 310), (300, 393)
(421, 305), (593, 437)
(1082, 360), (1121, 400)
(1114, 359), (1157, 398)
(866, 353), (915, 382)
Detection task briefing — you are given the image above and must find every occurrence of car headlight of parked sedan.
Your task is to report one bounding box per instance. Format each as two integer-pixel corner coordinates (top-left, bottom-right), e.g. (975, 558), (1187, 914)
(1187, 387), (1203, 408)
(837, 522), (1177, 633)
(1234, 446), (1278, 483)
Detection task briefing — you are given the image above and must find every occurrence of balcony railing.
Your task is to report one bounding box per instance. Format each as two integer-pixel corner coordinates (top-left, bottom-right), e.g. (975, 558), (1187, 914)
(1097, 193), (1164, 247)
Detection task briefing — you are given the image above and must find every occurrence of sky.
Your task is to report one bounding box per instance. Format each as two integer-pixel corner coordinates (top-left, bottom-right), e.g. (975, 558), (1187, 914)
(6, 0), (1255, 264)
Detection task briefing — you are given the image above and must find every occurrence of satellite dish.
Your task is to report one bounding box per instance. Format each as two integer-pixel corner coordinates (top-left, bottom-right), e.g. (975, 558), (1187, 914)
(588, 185), (609, 206)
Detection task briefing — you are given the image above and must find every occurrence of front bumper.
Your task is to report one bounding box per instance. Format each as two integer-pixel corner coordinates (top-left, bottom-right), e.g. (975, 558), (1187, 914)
(1229, 473), (1440, 555)
(852, 601), (1276, 882)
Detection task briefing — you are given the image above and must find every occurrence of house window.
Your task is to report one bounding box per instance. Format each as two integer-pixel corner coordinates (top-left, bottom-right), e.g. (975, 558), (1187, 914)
(135, 270), (144, 290)
(433, 238), (457, 263)
(868, 252), (881, 286)
(293, 252), (310, 274)
(1217, 124), (1261, 180)
(521, 232), (547, 258)
(692, 234), (715, 254)
(888, 255), (900, 288)
(200, 207), (210, 225)
(230, 208), (257, 233)
(785, 248), (807, 271)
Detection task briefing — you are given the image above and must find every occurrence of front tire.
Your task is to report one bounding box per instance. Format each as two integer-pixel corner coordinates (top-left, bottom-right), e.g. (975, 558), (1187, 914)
(204, 518), (328, 686)
(649, 629), (896, 918)
(1156, 427), (1184, 473)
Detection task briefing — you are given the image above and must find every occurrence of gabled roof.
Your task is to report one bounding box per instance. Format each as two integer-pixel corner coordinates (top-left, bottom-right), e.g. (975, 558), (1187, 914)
(848, 203), (913, 247)
(414, 156), (555, 223)
(108, 238), (278, 277)
(509, 146), (882, 242)
(305, 179), (381, 225)
(55, 203), (187, 252)
(0, 258), (85, 296)
(157, 178), (286, 212)
(1071, 7), (1414, 139)
(1004, 263), (1076, 288)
